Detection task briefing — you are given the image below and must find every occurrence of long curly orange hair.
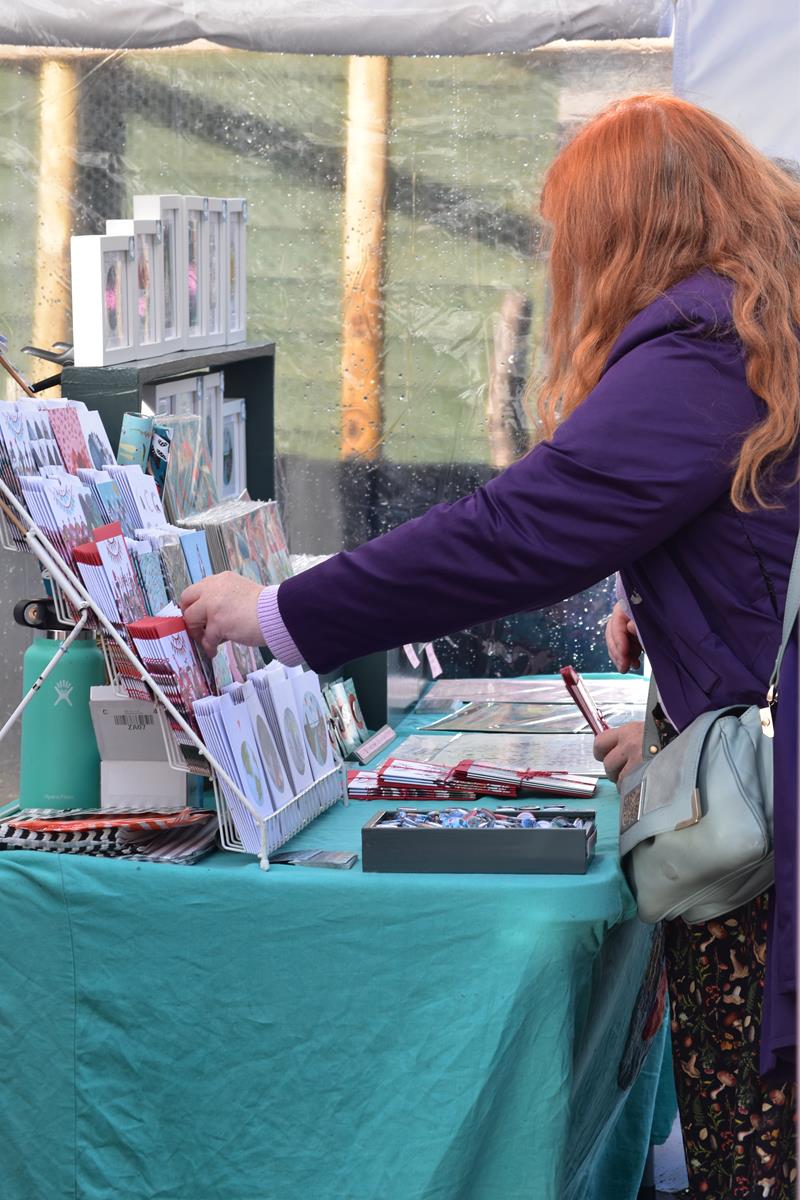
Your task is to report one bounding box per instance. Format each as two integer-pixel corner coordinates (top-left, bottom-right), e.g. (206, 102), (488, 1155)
(537, 94), (800, 509)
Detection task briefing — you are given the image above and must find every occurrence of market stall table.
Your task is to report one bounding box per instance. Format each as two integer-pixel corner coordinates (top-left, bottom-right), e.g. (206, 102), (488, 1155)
(0, 703), (671, 1200)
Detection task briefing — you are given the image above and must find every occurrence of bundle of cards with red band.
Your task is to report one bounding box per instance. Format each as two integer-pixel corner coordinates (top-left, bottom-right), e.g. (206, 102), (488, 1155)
(347, 770), (483, 803)
(126, 614), (210, 737)
(452, 760), (597, 799)
(348, 757), (598, 802)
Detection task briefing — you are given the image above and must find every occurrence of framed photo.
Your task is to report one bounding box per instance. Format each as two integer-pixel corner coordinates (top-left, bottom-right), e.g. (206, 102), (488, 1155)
(205, 198), (227, 348)
(221, 398), (246, 499)
(226, 198), (247, 344)
(143, 374), (201, 419)
(201, 371), (225, 491)
(184, 195), (210, 349)
(106, 219), (164, 358)
(132, 194), (186, 351)
(71, 233), (137, 366)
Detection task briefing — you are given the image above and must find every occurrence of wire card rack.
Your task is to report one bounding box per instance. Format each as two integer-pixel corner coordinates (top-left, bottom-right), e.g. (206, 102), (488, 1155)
(0, 477), (346, 870)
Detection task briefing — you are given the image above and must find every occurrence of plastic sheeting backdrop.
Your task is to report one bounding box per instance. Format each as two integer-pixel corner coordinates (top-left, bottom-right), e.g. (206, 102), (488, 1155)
(0, 41), (671, 797)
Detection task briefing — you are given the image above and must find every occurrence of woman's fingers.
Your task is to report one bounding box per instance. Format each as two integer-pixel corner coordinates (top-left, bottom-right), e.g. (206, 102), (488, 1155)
(593, 721), (645, 787)
(605, 604), (643, 672)
(625, 619), (642, 669)
(605, 605), (631, 671)
(179, 572), (265, 650)
(182, 597), (207, 639)
(593, 727), (619, 761)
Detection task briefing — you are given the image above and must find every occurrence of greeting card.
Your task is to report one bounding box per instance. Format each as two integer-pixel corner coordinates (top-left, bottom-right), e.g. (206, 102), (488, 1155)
(93, 522), (148, 625)
(268, 673), (313, 794)
(117, 412), (153, 469)
(179, 529), (213, 584)
(48, 404), (92, 474)
(159, 413), (218, 523)
(74, 405), (115, 469)
(289, 670), (337, 780)
(241, 680), (293, 809)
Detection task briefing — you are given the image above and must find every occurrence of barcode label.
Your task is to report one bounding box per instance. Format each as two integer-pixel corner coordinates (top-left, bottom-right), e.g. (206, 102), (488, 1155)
(113, 715), (155, 730)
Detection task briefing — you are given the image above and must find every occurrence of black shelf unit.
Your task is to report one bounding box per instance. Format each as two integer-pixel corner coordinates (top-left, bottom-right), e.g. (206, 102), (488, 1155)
(61, 341), (276, 500)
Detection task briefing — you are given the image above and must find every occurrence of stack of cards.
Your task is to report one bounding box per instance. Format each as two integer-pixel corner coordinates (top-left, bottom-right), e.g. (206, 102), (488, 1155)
(450, 760), (598, 799)
(179, 497), (292, 586)
(74, 540), (121, 624)
(126, 612), (211, 740)
(106, 464), (167, 531)
(0, 806), (218, 865)
(192, 663), (340, 852)
(19, 474), (98, 568)
(77, 468), (133, 536)
(346, 757), (598, 802)
(93, 522), (149, 625)
(0, 398), (112, 534)
(157, 414), (219, 523)
(322, 677), (368, 755)
(194, 689), (276, 854)
(128, 540), (171, 614)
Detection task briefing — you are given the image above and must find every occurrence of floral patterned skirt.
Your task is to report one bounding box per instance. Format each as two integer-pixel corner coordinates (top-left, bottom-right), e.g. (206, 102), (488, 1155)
(664, 890), (797, 1200)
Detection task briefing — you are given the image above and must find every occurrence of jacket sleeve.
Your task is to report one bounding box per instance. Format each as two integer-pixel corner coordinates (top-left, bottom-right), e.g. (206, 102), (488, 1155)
(277, 329), (760, 673)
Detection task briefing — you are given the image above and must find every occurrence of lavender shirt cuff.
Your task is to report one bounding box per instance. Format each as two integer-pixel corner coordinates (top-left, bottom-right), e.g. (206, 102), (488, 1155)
(257, 585), (304, 667)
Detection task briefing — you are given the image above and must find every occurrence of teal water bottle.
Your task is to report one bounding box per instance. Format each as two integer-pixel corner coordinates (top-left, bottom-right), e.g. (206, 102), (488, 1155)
(19, 631), (107, 809)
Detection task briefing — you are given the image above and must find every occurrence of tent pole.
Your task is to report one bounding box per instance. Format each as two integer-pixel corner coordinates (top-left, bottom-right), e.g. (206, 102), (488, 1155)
(30, 59), (78, 389)
(340, 55), (391, 464)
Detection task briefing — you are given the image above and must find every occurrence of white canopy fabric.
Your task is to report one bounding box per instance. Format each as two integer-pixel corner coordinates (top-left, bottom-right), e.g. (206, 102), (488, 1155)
(674, 0), (800, 163)
(0, 0), (667, 55)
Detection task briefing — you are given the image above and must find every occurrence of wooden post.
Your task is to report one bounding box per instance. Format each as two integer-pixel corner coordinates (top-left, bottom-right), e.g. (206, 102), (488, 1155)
(31, 59), (79, 385)
(340, 56), (391, 462)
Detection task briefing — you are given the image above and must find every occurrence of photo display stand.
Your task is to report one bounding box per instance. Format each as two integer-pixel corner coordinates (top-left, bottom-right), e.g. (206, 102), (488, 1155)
(0, 475), (345, 870)
(71, 233), (138, 367)
(132, 194), (186, 353)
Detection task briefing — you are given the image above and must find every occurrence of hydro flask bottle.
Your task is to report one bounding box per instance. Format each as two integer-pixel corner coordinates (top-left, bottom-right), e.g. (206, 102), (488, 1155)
(19, 630), (107, 808)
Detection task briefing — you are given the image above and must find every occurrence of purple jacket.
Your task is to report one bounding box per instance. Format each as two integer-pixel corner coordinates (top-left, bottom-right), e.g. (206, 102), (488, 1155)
(278, 268), (799, 1072)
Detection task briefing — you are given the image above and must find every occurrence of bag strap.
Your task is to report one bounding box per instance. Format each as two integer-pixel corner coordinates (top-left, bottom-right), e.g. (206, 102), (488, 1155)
(642, 675), (661, 761)
(768, 527), (800, 698)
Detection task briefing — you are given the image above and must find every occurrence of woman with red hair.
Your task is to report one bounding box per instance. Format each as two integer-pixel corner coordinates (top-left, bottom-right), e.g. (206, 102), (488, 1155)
(183, 95), (798, 1197)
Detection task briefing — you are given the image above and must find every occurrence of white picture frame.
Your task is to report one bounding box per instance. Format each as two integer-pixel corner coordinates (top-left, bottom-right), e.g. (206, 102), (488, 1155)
(106, 219), (164, 359)
(71, 233), (137, 367)
(132, 194), (186, 352)
(143, 374), (201, 419)
(184, 195), (211, 350)
(201, 371), (225, 491)
(205, 198), (228, 349)
(221, 398), (246, 499)
(226, 198), (247, 344)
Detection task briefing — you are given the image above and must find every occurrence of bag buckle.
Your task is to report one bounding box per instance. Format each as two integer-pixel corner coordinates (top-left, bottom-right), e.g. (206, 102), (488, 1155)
(760, 684), (777, 738)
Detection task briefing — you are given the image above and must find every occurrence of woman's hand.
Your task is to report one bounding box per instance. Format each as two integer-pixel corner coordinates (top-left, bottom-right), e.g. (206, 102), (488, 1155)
(593, 720), (645, 788)
(180, 572), (264, 659)
(605, 601), (642, 673)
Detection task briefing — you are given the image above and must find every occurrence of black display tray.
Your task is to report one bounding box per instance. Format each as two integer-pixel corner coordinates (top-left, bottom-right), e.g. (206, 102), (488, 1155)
(361, 807), (597, 874)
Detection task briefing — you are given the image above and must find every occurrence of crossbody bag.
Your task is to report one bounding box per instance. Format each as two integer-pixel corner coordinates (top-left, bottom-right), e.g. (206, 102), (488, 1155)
(618, 529), (800, 924)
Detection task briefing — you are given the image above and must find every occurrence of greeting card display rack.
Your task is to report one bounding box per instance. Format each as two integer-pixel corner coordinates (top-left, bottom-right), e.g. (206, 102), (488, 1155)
(0, 476), (346, 870)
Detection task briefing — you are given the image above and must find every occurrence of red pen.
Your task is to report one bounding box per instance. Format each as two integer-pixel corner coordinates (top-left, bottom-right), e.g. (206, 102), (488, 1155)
(559, 665), (609, 735)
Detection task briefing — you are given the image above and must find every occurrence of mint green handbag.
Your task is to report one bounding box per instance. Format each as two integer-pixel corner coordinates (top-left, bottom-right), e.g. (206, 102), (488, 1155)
(619, 532), (799, 925)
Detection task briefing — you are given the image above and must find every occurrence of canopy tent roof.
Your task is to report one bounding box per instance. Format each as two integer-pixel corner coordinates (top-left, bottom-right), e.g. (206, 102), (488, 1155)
(0, 0), (668, 56)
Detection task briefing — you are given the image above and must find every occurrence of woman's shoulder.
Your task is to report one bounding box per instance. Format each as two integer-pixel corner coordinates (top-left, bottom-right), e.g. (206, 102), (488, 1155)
(605, 269), (738, 370)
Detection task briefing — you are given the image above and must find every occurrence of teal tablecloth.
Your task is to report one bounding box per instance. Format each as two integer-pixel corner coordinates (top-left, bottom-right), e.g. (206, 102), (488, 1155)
(0, 699), (672, 1200)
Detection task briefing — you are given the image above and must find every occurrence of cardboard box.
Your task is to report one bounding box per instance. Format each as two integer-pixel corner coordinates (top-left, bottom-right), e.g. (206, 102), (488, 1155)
(90, 686), (187, 810)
